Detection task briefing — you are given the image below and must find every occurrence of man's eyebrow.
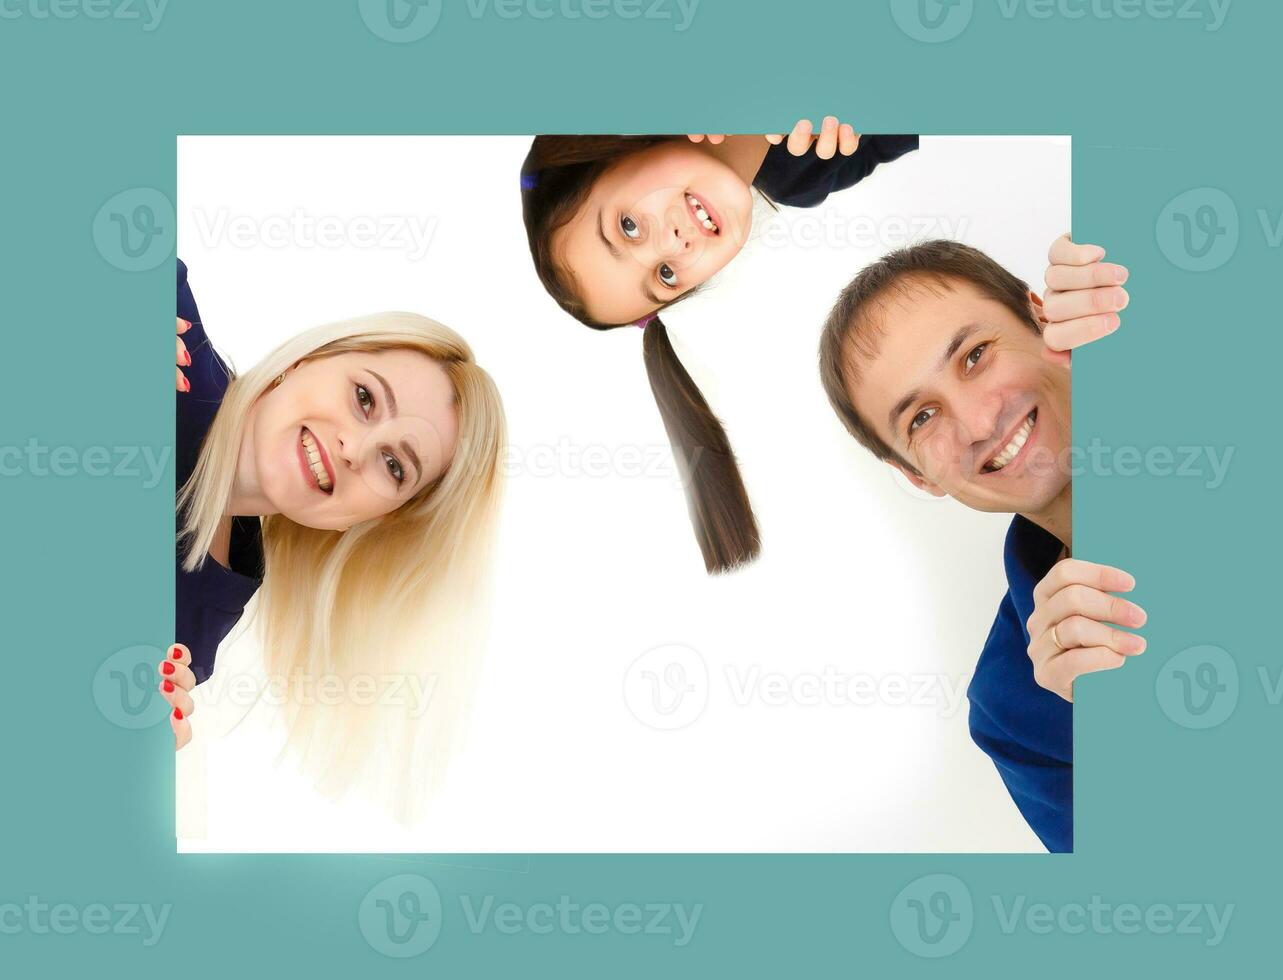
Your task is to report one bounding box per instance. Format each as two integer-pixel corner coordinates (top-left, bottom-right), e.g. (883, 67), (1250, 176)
(887, 324), (980, 432)
(369, 370), (397, 418)
(597, 210), (621, 259)
(399, 439), (422, 487)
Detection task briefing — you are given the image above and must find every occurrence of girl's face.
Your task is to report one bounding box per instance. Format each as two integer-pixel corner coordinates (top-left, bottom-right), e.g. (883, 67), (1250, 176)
(242, 348), (459, 529)
(554, 141), (755, 324)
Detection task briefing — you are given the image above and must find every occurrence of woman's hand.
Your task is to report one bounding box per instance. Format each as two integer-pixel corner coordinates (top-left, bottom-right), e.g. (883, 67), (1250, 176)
(1040, 234), (1130, 367)
(177, 317), (191, 392)
(158, 643), (196, 749)
(1026, 559), (1147, 702)
(766, 116), (861, 160)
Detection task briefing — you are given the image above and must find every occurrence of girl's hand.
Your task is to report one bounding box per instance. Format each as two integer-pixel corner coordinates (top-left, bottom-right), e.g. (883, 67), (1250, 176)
(158, 643), (196, 750)
(177, 317), (191, 392)
(766, 117), (860, 160)
(686, 134), (727, 145)
(1040, 234), (1130, 367)
(1026, 559), (1146, 702)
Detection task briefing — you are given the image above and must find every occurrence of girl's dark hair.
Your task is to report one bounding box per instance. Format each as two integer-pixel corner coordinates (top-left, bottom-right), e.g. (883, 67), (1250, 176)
(521, 135), (761, 573)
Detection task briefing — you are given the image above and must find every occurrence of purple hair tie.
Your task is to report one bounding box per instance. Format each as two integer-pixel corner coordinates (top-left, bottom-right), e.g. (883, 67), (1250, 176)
(633, 314), (657, 329)
(520, 173), (538, 191)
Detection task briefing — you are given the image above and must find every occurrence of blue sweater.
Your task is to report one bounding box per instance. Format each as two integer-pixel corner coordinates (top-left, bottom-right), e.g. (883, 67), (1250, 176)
(967, 515), (1073, 852)
(175, 260), (263, 684)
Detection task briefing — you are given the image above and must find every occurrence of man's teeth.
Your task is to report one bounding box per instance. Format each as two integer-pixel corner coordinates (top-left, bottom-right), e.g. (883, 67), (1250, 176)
(986, 413), (1035, 472)
(301, 428), (332, 492)
(686, 194), (719, 233)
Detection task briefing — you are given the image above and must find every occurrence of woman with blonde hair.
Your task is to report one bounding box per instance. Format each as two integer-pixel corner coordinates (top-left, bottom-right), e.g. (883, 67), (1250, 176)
(167, 260), (505, 818)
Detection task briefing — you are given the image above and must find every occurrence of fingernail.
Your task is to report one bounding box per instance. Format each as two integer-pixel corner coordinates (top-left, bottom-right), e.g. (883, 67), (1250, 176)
(1114, 265), (1129, 283)
(823, 115), (838, 128)
(180, 376), (190, 392)
(178, 318), (191, 333)
(170, 645), (183, 659)
(181, 349), (191, 367)
(162, 680), (174, 693)
(173, 708), (183, 721)
(162, 661), (175, 675)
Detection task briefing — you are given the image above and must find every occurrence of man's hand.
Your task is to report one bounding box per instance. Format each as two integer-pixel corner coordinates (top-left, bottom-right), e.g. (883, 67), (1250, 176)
(1041, 234), (1130, 367)
(1026, 559), (1147, 702)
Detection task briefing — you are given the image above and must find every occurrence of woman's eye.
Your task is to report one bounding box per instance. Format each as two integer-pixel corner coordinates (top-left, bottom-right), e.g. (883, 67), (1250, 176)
(658, 263), (679, 288)
(383, 451), (404, 486)
(355, 383), (374, 415)
(965, 343), (988, 371)
(620, 215), (641, 240)
(909, 407), (937, 434)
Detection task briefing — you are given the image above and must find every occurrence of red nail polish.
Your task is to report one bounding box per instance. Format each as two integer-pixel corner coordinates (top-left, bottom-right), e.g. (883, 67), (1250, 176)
(181, 350), (191, 366)
(162, 662), (175, 675)
(173, 708), (184, 721)
(170, 645), (183, 660)
(178, 318), (191, 332)
(162, 680), (174, 693)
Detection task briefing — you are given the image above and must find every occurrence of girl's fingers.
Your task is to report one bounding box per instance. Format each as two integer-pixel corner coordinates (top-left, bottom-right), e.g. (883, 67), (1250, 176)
(171, 711), (192, 751)
(1041, 312), (1121, 352)
(786, 118), (814, 157)
(177, 367), (189, 393)
(686, 135), (725, 144)
(1042, 284), (1129, 323)
(815, 116), (839, 160)
(160, 680), (195, 718)
(1044, 261), (1128, 292)
(1048, 233), (1106, 266)
(838, 123), (860, 156)
(177, 317), (191, 335)
(177, 334), (190, 368)
(765, 134), (785, 145)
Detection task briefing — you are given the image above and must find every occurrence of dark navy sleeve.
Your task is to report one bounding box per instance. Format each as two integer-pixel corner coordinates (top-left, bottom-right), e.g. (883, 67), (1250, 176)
(176, 260), (263, 684)
(753, 135), (919, 208)
(968, 592), (1074, 853)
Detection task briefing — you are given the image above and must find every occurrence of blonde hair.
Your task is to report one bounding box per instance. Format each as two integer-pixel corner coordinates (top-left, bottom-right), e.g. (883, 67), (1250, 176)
(177, 312), (506, 822)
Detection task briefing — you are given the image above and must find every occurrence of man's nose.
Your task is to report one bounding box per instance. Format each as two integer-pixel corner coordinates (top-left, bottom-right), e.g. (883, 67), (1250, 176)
(960, 390), (1006, 451)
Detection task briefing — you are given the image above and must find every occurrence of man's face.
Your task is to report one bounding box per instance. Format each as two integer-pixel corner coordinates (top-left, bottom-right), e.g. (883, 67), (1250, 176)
(846, 276), (1071, 517)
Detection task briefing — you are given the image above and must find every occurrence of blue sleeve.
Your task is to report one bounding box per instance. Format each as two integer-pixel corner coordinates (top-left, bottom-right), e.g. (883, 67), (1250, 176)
(753, 134), (919, 208)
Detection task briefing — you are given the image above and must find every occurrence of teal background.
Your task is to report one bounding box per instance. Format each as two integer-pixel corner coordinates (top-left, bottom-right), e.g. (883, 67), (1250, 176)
(1, 0), (1275, 973)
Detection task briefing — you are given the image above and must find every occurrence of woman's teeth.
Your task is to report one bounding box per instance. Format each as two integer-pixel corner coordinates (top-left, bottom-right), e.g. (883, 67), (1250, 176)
(686, 193), (719, 233)
(301, 428), (333, 492)
(985, 411), (1036, 472)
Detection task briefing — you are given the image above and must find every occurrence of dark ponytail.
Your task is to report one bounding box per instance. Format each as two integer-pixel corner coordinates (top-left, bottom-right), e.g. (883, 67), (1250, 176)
(642, 317), (761, 573)
(521, 135), (761, 574)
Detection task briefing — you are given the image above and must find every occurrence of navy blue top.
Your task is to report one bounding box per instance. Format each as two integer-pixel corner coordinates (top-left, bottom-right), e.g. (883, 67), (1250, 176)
(176, 259), (264, 684)
(753, 135), (919, 207)
(967, 515), (1072, 852)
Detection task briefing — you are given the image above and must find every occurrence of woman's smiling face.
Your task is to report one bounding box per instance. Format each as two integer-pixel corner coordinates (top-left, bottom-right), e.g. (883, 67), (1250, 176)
(243, 348), (459, 529)
(554, 141), (755, 325)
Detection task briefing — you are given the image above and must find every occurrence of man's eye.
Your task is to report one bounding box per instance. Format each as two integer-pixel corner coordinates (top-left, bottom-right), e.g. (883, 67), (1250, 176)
(658, 263), (679, 288)
(355, 383), (374, 414)
(909, 407), (937, 434)
(965, 343), (988, 371)
(620, 215), (641, 240)
(383, 451), (404, 486)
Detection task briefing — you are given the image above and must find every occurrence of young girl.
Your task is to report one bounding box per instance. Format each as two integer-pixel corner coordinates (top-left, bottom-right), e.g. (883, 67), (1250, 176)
(169, 260), (506, 813)
(520, 120), (917, 573)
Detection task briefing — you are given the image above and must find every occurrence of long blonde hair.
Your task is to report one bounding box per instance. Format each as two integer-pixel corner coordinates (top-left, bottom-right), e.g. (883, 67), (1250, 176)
(177, 312), (506, 821)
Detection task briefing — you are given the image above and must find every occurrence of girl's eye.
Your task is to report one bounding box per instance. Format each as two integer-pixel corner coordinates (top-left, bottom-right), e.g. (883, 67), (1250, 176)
(355, 383), (374, 415)
(383, 451), (405, 486)
(909, 407), (938, 434)
(658, 263), (679, 288)
(620, 215), (641, 240)
(965, 343), (988, 372)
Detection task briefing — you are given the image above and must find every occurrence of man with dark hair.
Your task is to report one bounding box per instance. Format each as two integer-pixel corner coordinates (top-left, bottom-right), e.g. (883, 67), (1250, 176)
(817, 235), (1145, 852)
